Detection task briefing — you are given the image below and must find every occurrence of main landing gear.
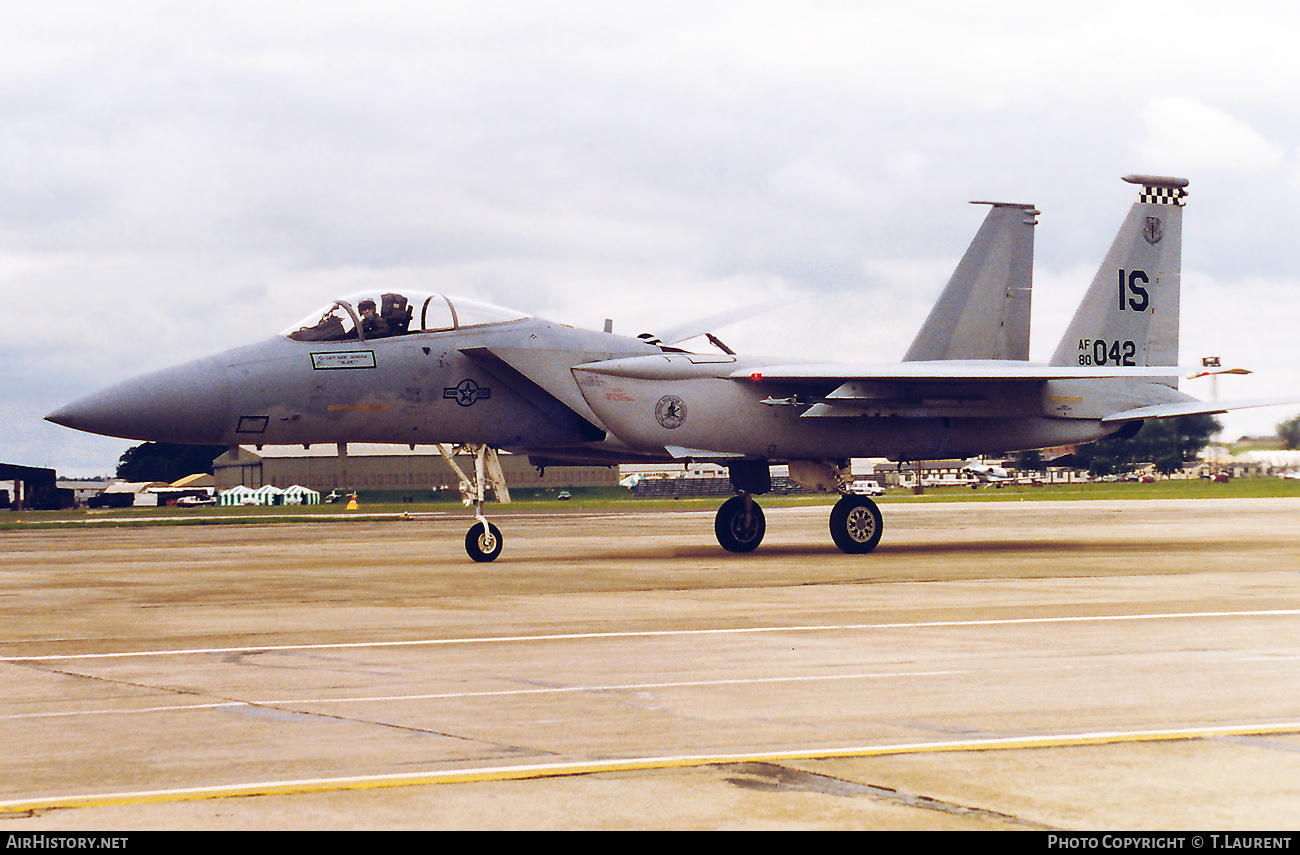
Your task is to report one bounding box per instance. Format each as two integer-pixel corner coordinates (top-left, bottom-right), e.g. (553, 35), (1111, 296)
(828, 494), (883, 553)
(715, 495), (766, 553)
(713, 493), (883, 554)
(713, 459), (884, 555)
(437, 444), (510, 562)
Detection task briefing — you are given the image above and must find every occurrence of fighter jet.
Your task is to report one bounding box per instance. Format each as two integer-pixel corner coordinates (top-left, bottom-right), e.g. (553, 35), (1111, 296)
(46, 175), (1291, 560)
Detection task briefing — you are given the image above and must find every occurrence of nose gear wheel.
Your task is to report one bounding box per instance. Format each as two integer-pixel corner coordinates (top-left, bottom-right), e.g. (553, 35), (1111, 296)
(466, 520), (504, 562)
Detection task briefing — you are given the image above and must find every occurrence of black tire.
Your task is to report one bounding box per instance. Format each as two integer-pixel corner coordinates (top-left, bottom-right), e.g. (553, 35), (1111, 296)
(714, 495), (766, 553)
(829, 495), (883, 554)
(465, 522), (504, 562)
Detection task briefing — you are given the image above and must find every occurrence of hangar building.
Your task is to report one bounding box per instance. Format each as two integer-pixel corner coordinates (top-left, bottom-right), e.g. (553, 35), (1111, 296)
(212, 445), (617, 494)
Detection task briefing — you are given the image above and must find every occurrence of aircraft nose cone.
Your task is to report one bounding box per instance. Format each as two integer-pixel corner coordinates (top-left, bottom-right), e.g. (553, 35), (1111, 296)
(46, 357), (232, 444)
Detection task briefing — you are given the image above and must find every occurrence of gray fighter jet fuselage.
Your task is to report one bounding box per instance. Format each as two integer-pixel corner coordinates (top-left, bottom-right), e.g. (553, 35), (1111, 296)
(64, 317), (1122, 460)
(47, 175), (1294, 560)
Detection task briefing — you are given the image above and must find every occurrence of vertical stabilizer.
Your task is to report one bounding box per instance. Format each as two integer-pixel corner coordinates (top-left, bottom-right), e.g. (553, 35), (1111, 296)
(1050, 175), (1187, 384)
(904, 201), (1037, 362)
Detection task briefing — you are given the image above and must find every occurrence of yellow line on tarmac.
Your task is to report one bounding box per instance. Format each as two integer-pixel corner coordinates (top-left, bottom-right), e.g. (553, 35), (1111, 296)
(4, 721), (1299, 814)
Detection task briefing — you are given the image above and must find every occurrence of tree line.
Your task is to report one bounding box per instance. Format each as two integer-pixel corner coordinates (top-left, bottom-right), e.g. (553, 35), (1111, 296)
(1022, 414), (1222, 477)
(116, 443), (227, 483)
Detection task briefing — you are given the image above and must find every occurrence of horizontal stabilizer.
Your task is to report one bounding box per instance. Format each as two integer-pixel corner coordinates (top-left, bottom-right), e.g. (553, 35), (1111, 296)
(1100, 397), (1300, 424)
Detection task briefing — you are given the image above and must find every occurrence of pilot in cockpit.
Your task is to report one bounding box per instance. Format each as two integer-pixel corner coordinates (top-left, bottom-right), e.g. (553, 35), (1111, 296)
(356, 299), (390, 339)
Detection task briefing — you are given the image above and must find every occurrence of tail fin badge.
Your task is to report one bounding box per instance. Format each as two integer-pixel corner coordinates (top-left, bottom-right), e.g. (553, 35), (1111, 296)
(1144, 216), (1163, 245)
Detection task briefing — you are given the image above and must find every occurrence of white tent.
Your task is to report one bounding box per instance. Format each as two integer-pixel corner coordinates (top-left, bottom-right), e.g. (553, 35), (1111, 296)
(281, 485), (321, 505)
(252, 485), (285, 505)
(218, 485), (257, 506)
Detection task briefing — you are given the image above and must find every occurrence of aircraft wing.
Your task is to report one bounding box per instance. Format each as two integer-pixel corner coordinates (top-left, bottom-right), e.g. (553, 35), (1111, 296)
(728, 363), (1299, 421)
(731, 362), (1185, 383)
(575, 355), (1188, 383)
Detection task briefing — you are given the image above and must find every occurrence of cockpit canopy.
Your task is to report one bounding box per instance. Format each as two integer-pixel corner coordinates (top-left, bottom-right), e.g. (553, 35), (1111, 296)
(283, 292), (529, 342)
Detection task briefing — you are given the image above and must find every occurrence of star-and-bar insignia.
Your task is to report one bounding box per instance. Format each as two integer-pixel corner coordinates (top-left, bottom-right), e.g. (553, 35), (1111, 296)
(443, 379), (491, 407)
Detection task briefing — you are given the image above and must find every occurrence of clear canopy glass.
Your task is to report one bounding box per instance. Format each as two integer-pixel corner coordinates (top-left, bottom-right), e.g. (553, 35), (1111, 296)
(283, 292), (529, 342)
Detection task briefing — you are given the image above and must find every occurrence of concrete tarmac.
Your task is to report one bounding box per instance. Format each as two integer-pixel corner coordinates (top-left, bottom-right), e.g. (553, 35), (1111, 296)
(2, 497), (1299, 830)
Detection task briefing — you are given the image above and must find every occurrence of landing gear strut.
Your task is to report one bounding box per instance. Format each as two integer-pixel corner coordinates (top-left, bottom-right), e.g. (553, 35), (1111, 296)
(438, 444), (510, 562)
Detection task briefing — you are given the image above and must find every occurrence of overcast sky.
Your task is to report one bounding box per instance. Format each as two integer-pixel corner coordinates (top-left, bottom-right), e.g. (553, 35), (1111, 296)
(5, 1), (1300, 476)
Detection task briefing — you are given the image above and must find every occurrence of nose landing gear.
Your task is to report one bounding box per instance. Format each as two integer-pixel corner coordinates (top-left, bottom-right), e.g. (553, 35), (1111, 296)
(465, 519), (504, 562)
(438, 443), (510, 562)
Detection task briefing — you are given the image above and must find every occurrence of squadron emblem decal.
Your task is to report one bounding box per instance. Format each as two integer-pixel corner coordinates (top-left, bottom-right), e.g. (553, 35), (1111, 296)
(1143, 216), (1163, 245)
(654, 394), (687, 429)
(444, 379), (491, 407)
